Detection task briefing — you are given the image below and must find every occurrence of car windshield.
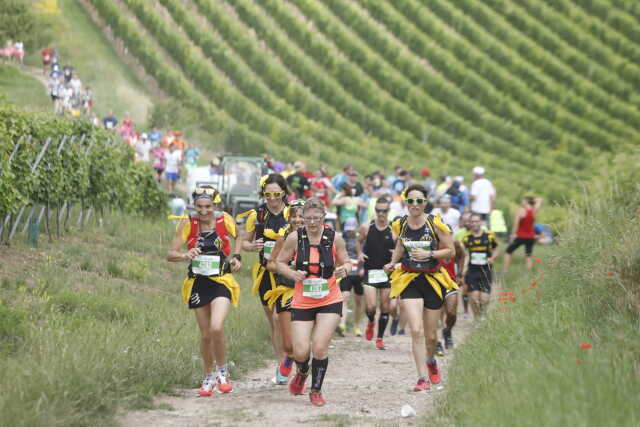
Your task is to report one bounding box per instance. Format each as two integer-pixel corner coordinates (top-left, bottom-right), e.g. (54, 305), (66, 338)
(223, 160), (259, 195)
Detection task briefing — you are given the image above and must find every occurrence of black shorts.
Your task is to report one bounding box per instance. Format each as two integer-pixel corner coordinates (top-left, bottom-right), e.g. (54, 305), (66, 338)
(188, 276), (232, 309)
(275, 290), (293, 313)
(506, 238), (535, 256)
(291, 302), (343, 321)
(339, 275), (363, 295)
(258, 270), (273, 307)
(400, 274), (444, 310)
(51, 95), (59, 101)
(465, 268), (492, 294)
(364, 270), (391, 289)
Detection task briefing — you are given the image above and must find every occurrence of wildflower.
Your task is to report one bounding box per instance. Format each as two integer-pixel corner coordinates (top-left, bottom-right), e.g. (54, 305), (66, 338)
(580, 343), (592, 350)
(535, 258), (543, 263)
(607, 272), (614, 277)
(529, 281), (538, 288)
(576, 358), (582, 365)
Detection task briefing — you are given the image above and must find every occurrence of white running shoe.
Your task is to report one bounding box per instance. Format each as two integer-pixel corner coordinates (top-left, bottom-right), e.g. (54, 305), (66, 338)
(217, 371), (233, 393)
(198, 374), (216, 396)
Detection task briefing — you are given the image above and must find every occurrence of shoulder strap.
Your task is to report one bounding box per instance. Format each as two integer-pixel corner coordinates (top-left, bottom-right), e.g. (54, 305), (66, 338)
(187, 214), (199, 249)
(399, 215), (409, 238)
(426, 214), (439, 245)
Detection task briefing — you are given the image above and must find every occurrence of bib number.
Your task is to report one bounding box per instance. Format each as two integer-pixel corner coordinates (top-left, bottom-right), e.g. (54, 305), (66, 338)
(368, 269), (388, 284)
(192, 255), (221, 276)
(404, 240), (432, 261)
(470, 252), (488, 266)
(263, 241), (276, 260)
(302, 278), (330, 299)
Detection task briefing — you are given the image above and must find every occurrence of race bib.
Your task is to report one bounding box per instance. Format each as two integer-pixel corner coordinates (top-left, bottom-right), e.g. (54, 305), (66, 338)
(263, 241), (276, 260)
(368, 269), (388, 284)
(403, 240), (432, 261)
(302, 278), (330, 299)
(192, 255), (221, 276)
(470, 252), (488, 266)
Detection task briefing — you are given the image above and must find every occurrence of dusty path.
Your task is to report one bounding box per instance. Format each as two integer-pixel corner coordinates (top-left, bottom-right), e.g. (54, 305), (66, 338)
(120, 309), (474, 426)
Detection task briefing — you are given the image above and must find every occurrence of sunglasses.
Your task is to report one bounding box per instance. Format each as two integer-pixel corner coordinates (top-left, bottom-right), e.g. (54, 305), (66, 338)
(194, 187), (217, 196)
(303, 216), (324, 222)
(406, 198), (426, 205)
(264, 191), (284, 198)
(375, 209), (390, 214)
(289, 199), (305, 207)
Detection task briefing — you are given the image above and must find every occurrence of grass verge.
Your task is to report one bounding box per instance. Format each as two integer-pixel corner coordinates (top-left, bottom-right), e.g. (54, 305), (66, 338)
(0, 213), (269, 426)
(432, 152), (640, 426)
(0, 65), (50, 112)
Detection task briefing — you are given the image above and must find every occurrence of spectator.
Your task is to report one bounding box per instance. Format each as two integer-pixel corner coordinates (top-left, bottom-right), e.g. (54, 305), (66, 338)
(286, 161), (310, 199)
(103, 111), (118, 131)
(62, 65), (74, 84)
(164, 143), (182, 191)
(470, 166), (496, 226)
(41, 47), (54, 74)
(421, 168), (436, 198)
(136, 133), (152, 162)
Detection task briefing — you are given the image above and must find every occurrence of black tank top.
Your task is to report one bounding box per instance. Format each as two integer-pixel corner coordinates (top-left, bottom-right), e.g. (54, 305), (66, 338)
(400, 220), (439, 272)
(363, 221), (395, 270)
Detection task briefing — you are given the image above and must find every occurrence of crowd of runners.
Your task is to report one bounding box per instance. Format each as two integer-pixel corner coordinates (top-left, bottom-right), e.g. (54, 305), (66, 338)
(167, 161), (548, 407)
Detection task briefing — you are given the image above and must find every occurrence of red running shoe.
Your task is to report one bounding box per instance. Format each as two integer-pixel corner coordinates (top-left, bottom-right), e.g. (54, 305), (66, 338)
(279, 356), (294, 377)
(289, 371), (308, 395)
(217, 372), (233, 393)
(309, 390), (326, 406)
(413, 377), (430, 392)
(375, 338), (386, 350)
(427, 360), (441, 385)
(365, 322), (375, 341)
(198, 375), (216, 397)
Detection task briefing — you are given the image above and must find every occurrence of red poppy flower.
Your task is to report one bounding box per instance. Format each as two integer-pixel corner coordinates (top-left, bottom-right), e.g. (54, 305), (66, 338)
(509, 296), (517, 302)
(580, 343), (592, 349)
(530, 281), (538, 288)
(576, 358), (582, 365)
(636, 209), (640, 214)
(535, 258), (543, 263)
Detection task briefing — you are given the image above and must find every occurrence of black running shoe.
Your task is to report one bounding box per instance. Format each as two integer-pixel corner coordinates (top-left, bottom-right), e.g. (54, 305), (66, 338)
(443, 328), (454, 350)
(436, 341), (445, 356)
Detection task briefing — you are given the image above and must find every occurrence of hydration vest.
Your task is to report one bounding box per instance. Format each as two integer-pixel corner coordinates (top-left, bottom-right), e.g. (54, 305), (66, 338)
(186, 213), (231, 257)
(253, 204), (288, 265)
(295, 226), (336, 279)
(398, 215), (440, 273)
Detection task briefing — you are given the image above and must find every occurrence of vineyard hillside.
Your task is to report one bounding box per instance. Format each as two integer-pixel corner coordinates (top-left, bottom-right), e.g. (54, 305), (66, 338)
(79, 0), (640, 203)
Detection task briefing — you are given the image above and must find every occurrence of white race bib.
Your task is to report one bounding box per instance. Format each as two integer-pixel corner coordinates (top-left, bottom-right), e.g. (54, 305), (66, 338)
(470, 252), (488, 266)
(403, 240), (432, 261)
(263, 241), (276, 260)
(368, 269), (388, 284)
(302, 278), (330, 299)
(192, 255), (221, 276)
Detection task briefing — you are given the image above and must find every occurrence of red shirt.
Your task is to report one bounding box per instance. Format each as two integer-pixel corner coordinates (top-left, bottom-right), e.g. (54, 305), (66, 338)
(41, 49), (53, 62)
(516, 208), (536, 239)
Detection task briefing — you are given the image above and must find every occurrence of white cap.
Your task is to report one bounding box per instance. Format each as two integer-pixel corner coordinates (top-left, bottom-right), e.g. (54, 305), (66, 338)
(454, 175), (464, 183)
(472, 166), (485, 176)
(343, 217), (358, 231)
(141, 133), (148, 139)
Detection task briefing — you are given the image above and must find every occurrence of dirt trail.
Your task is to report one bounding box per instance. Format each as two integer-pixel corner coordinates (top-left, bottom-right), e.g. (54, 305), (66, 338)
(120, 309), (474, 426)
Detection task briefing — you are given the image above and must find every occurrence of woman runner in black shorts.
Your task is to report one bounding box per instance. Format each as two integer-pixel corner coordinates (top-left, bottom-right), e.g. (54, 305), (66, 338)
(264, 199), (305, 384)
(167, 186), (242, 396)
(385, 185), (457, 392)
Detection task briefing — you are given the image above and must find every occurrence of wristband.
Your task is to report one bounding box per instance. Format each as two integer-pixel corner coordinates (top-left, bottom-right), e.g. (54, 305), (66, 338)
(233, 254), (242, 262)
(429, 250), (434, 258)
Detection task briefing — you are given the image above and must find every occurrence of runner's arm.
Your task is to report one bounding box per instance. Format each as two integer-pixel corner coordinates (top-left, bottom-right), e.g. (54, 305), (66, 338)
(266, 237), (285, 273)
(167, 220), (199, 261)
(275, 232), (306, 282)
(384, 237), (405, 273)
(355, 223), (368, 261)
(333, 233), (352, 278)
(432, 227), (455, 260)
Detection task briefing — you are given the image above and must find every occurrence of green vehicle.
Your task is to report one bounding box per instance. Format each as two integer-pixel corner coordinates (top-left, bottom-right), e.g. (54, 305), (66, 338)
(217, 155), (265, 218)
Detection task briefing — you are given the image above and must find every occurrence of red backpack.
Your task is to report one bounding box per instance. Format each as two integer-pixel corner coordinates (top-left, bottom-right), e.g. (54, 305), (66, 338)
(186, 214), (231, 256)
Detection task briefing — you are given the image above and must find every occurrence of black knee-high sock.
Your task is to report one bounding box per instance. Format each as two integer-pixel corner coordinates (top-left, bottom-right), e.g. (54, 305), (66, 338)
(377, 312), (389, 338)
(462, 295), (469, 311)
(311, 358), (328, 391)
(446, 313), (457, 330)
(366, 310), (375, 323)
(296, 357), (310, 375)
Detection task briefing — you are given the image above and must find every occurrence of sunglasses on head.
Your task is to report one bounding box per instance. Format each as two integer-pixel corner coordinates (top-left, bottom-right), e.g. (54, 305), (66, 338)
(406, 197), (426, 205)
(375, 208), (389, 214)
(264, 191), (284, 198)
(289, 199), (305, 207)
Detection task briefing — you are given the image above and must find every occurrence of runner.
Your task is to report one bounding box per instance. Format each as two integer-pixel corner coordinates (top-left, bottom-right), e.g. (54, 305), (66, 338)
(336, 217), (363, 337)
(240, 173), (291, 382)
(436, 239), (466, 354)
(166, 185), (242, 396)
(454, 212), (472, 317)
(264, 200), (306, 385)
(357, 196), (396, 350)
(275, 198), (351, 406)
(385, 184), (457, 392)
(503, 197), (543, 272)
(461, 214), (500, 322)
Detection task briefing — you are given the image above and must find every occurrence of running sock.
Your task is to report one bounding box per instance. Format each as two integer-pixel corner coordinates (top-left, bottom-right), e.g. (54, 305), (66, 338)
(446, 313), (457, 329)
(377, 312), (389, 339)
(311, 358), (328, 391)
(462, 295), (469, 311)
(283, 355), (294, 368)
(215, 364), (227, 375)
(426, 357), (436, 365)
(296, 357), (310, 375)
(366, 310), (375, 323)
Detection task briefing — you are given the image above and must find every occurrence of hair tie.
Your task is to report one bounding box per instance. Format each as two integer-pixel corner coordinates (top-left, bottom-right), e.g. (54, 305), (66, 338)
(259, 174), (269, 189)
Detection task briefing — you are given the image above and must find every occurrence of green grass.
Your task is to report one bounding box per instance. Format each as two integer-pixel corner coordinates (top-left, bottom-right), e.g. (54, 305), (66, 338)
(0, 213), (269, 427)
(25, 0), (152, 124)
(432, 151), (640, 426)
(0, 65), (50, 112)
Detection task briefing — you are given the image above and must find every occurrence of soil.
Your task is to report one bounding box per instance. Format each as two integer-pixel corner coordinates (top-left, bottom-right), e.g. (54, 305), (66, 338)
(119, 307), (475, 426)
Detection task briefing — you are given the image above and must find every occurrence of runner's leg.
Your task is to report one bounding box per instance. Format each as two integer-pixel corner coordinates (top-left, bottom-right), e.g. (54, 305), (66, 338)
(377, 288), (391, 339)
(263, 306), (283, 357)
(194, 304), (215, 373)
(209, 296), (231, 367)
(469, 290), (481, 320)
(401, 298), (428, 377)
